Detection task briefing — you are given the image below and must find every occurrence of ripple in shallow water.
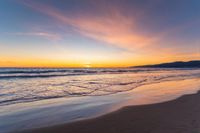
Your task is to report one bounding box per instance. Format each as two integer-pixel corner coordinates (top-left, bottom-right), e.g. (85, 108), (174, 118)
(0, 68), (200, 106)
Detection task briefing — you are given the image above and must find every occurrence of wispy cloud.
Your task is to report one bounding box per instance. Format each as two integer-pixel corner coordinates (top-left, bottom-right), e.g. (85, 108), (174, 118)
(21, 0), (158, 50)
(20, 0), (200, 61)
(8, 31), (61, 40)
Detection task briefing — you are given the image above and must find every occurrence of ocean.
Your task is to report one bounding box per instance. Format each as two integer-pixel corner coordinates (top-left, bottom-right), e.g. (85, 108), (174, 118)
(0, 68), (200, 132)
(0, 68), (200, 106)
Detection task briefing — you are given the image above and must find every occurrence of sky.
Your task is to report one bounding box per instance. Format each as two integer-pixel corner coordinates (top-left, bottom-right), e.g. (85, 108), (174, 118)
(0, 0), (200, 67)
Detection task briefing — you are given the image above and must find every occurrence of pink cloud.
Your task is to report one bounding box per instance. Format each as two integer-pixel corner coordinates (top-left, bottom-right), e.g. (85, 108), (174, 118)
(21, 0), (158, 50)
(20, 0), (200, 60)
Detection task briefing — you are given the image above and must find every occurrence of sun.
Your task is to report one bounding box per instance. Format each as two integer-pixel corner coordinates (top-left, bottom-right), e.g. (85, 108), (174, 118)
(83, 63), (92, 68)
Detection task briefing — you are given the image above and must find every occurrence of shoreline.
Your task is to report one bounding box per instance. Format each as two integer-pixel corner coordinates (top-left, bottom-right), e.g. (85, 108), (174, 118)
(19, 88), (200, 133)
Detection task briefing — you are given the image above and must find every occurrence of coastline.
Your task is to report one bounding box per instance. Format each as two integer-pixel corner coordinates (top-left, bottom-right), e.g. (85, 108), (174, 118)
(18, 82), (200, 133)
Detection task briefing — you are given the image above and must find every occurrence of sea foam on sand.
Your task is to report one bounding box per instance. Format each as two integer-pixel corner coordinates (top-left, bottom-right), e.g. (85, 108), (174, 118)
(0, 78), (200, 133)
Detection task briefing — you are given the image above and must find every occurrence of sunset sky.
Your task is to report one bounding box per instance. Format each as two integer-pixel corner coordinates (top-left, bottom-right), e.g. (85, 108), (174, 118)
(0, 0), (200, 67)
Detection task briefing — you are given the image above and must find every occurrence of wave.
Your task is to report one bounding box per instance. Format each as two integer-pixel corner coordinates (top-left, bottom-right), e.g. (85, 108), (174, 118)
(0, 70), (67, 74)
(0, 74), (83, 79)
(0, 76), (198, 106)
(0, 68), (195, 79)
(0, 68), (200, 106)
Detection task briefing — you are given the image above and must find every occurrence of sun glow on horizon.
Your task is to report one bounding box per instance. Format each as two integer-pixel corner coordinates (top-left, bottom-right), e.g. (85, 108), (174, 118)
(83, 62), (92, 68)
(0, 0), (199, 68)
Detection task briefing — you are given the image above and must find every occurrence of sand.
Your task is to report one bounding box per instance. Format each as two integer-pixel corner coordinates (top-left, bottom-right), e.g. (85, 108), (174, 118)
(18, 90), (200, 133)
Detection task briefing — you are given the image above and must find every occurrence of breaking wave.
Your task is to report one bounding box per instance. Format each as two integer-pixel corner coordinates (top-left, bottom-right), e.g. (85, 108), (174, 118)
(0, 68), (199, 106)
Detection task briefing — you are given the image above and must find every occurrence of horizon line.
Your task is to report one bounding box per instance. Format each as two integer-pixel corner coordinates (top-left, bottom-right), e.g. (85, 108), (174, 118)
(0, 60), (199, 69)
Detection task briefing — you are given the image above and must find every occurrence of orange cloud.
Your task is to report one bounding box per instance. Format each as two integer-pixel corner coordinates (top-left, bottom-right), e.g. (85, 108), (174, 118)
(18, 0), (199, 67)
(22, 0), (158, 50)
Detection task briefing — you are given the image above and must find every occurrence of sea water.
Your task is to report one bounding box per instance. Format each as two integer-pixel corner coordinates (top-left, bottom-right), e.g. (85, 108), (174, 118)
(0, 68), (200, 132)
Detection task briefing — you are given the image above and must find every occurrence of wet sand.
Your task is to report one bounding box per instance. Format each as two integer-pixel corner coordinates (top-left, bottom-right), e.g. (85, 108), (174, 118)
(19, 90), (200, 133)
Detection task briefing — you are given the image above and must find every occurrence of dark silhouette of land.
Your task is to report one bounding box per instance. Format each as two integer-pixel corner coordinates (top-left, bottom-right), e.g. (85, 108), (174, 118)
(132, 60), (200, 68)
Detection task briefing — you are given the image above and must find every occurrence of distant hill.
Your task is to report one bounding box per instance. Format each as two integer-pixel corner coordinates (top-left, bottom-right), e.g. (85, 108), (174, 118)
(132, 60), (200, 68)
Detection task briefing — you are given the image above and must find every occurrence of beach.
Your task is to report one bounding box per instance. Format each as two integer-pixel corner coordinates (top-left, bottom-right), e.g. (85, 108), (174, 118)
(0, 68), (200, 133)
(20, 88), (200, 133)
(1, 0), (200, 132)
